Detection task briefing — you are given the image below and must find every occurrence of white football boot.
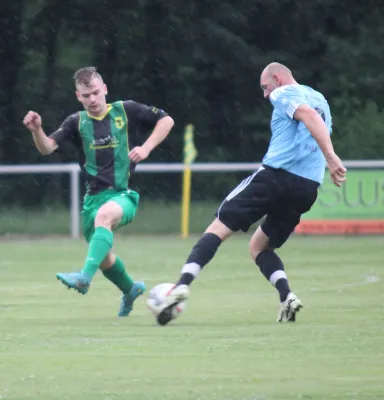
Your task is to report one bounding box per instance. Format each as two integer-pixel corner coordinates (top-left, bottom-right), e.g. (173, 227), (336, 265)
(156, 284), (190, 326)
(277, 292), (302, 323)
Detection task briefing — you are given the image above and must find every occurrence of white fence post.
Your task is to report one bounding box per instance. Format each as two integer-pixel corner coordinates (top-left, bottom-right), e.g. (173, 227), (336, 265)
(69, 165), (80, 238)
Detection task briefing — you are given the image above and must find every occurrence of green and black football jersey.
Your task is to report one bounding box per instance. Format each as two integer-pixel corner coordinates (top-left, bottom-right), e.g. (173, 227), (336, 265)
(50, 101), (168, 194)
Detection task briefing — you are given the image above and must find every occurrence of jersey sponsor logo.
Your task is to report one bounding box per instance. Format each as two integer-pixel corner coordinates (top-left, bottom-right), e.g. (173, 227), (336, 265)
(90, 134), (119, 150)
(114, 117), (124, 129)
(304, 143), (318, 153)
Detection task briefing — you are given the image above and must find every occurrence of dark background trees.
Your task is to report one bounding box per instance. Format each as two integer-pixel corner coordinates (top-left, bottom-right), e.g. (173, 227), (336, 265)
(1, 0), (383, 205)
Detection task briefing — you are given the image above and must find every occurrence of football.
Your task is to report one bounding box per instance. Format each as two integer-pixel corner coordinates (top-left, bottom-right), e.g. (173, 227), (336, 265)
(147, 283), (186, 321)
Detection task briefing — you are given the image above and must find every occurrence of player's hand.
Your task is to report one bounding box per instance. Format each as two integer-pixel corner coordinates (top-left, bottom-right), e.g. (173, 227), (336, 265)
(128, 146), (150, 163)
(23, 111), (42, 132)
(327, 154), (347, 187)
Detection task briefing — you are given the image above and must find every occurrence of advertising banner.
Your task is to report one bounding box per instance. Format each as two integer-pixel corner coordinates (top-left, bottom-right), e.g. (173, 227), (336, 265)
(296, 170), (384, 234)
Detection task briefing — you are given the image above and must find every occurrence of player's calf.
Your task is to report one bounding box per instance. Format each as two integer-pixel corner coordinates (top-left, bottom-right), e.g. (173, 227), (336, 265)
(155, 232), (222, 325)
(176, 232), (223, 286)
(255, 249), (291, 303)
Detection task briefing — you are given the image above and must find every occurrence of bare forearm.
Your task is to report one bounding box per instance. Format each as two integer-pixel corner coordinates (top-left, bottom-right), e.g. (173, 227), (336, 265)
(31, 127), (58, 155)
(293, 104), (345, 186)
(142, 116), (174, 153)
(303, 114), (335, 160)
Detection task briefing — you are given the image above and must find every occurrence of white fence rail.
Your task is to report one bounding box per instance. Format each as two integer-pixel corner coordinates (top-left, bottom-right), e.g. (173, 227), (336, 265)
(1, 161), (384, 238)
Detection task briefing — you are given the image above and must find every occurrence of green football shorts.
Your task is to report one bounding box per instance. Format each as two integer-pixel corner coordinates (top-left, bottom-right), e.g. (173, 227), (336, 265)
(82, 188), (140, 242)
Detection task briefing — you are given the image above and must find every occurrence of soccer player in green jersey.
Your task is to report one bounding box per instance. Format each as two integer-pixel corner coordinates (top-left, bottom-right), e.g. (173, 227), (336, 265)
(23, 66), (174, 316)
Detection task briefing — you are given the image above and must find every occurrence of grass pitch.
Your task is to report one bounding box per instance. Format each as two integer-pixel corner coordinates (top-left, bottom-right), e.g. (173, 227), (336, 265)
(0, 235), (383, 399)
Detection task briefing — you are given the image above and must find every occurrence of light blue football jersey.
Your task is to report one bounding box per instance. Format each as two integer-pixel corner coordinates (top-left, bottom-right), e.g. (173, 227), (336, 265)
(262, 84), (332, 184)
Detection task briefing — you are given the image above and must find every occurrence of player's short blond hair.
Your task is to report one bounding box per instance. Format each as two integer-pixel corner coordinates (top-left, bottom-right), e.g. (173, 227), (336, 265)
(73, 66), (103, 87)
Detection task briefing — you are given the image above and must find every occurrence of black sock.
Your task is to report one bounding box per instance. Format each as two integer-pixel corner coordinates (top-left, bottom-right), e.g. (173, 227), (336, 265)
(255, 249), (291, 302)
(177, 273), (195, 286)
(275, 279), (291, 302)
(177, 233), (222, 286)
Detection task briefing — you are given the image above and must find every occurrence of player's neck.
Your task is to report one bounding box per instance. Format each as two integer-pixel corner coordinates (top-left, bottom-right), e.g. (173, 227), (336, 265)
(282, 78), (298, 86)
(87, 104), (110, 119)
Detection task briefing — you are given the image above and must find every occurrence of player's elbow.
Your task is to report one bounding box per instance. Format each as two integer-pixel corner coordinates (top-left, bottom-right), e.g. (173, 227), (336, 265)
(163, 116), (175, 129)
(39, 141), (58, 155)
(39, 148), (53, 156)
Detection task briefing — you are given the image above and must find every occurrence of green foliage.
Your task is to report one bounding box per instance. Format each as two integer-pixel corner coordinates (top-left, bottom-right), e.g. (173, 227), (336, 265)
(1, 0), (384, 204)
(331, 101), (384, 159)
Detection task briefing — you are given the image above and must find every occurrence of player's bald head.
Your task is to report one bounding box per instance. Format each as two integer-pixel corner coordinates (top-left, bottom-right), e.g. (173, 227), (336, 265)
(261, 62), (293, 80)
(260, 62), (297, 99)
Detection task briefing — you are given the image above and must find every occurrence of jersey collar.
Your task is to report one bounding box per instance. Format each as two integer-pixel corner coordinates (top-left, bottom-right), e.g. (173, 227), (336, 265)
(86, 104), (112, 120)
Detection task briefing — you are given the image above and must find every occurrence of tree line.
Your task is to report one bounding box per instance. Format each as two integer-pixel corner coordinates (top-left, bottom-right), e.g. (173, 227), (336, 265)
(1, 0), (383, 205)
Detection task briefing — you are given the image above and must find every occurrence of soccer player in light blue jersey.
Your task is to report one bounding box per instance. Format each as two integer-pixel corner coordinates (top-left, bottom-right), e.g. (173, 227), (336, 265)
(155, 62), (346, 325)
(261, 63), (344, 186)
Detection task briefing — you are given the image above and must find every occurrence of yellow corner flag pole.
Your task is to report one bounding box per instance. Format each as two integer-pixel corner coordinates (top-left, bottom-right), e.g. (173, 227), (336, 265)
(181, 124), (197, 238)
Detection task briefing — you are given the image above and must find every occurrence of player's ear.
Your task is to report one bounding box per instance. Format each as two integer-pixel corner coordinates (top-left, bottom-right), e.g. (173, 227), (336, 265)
(272, 73), (280, 85)
(104, 84), (108, 95)
(75, 91), (81, 102)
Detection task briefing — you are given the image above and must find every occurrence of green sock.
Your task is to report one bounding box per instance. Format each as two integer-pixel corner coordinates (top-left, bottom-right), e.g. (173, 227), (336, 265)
(102, 256), (134, 294)
(81, 227), (114, 279)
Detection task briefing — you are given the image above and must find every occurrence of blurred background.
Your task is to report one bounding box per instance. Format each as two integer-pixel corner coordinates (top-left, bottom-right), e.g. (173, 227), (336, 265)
(1, 0), (383, 236)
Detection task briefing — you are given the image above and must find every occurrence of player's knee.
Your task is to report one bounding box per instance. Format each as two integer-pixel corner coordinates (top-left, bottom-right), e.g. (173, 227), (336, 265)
(205, 218), (233, 241)
(249, 237), (269, 261)
(249, 243), (261, 261)
(94, 203), (122, 229)
(249, 226), (271, 261)
(94, 209), (114, 229)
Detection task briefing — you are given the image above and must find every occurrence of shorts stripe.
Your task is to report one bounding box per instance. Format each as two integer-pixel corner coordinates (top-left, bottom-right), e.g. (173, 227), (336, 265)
(217, 166), (264, 219)
(226, 166), (265, 201)
(225, 175), (254, 202)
